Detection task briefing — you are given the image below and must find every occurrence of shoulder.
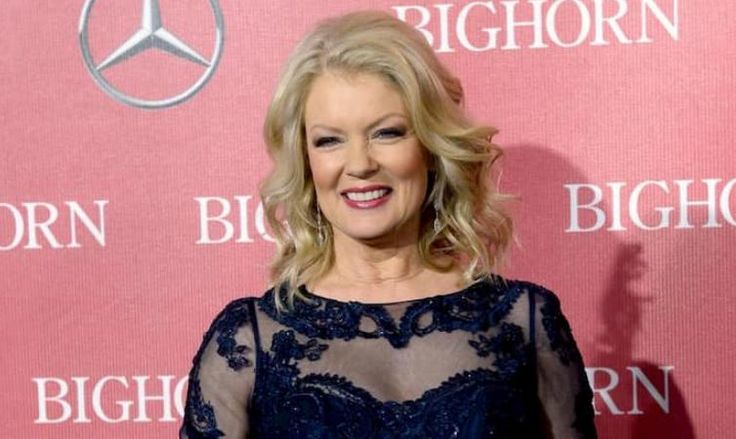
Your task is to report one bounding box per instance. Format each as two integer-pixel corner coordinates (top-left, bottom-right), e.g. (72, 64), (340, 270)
(479, 275), (561, 307)
(479, 276), (570, 329)
(490, 276), (563, 309)
(499, 276), (558, 297)
(209, 295), (258, 329)
(500, 279), (585, 363)
(195, 295), (262, 371)
(484, 277), (588, 367)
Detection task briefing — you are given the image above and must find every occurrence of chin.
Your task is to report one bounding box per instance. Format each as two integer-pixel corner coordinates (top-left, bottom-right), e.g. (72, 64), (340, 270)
(338, 223), (415, 244)
(343, 229), (393, 242)
(334, 211), (422, 241)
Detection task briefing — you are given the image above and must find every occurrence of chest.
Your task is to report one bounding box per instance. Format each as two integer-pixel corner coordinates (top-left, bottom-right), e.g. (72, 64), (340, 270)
(248, 326), (540, 439)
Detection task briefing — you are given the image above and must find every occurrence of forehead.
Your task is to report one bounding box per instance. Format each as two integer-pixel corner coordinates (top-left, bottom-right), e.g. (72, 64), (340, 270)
(304, 71), (407, 127)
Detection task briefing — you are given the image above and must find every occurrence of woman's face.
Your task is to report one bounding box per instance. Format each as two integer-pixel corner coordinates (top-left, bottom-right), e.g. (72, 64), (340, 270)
(304, 71), (429, 246)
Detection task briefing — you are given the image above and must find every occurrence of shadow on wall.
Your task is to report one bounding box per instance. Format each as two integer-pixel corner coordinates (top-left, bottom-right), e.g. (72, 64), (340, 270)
(595, 243), (695, 439)
(499, 144), (694, 439)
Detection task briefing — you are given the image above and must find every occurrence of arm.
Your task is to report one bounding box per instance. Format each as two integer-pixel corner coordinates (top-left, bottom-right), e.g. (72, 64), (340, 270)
(532, 287), (598, 439)
(180, 298), (257, 439)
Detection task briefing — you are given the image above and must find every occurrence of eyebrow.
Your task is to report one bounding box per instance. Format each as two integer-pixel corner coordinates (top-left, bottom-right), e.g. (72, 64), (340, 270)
(307, 112), (408, 134)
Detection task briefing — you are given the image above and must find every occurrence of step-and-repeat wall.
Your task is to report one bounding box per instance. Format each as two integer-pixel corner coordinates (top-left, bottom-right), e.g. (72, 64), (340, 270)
(2, 1), (733, 438)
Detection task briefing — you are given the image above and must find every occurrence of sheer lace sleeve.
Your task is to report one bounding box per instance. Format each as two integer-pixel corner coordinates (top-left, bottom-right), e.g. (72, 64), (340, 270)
(180, 298), (257, 439)
(532, 287), (597, 439)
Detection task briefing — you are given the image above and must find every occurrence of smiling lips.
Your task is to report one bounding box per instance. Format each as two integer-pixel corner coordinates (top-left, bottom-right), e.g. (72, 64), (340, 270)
(341, 185), (392, 209)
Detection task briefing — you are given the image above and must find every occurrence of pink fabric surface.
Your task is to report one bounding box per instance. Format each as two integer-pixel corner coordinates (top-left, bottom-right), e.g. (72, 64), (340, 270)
(1, 1), (732, 438)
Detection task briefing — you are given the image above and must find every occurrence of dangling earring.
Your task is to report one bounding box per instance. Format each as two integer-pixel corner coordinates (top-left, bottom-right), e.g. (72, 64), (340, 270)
(433, 198), (442, 234)
(316, 205), (325, 245)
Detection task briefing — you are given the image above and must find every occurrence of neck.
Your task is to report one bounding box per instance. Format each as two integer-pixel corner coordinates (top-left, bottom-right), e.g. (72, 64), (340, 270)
(311, 228), (463, 303)
(330, 229), (425, 287)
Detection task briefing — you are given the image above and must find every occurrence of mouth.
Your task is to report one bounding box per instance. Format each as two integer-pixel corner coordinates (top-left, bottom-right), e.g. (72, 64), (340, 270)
(343, 188), (391, 201)
(340, 186), (393, 208)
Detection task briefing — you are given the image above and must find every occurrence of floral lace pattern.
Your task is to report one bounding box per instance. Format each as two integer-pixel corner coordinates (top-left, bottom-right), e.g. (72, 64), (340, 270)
(182, 299), (254, 438)
(539, 287), (598, 438)
(180, 278), (598, 439)
(540, 291), (581, 366)
(183, 375), (225, 439)
(257, 278), (523, 348)
(250, 329), (536, 438)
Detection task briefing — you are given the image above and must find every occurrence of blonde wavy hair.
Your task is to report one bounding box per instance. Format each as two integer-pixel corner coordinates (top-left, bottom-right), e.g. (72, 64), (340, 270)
(260, 10), (514, 312)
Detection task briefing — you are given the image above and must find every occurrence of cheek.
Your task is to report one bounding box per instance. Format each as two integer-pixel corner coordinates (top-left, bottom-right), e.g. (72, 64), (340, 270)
(307, 152), (340, 192)
(390, 150), (429, 192)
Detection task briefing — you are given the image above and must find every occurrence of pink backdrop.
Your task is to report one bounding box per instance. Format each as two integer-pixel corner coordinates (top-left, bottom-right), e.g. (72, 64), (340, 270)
(2, 1), (733, 438)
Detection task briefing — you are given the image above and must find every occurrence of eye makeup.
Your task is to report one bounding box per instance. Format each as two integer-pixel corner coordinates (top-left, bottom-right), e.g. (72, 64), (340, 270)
(373, 126), (407, 139)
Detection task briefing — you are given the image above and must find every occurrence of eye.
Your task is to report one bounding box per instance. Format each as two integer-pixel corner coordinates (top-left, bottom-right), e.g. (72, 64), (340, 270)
(314, 136), (340, 147)
(373, 127), (406, 140)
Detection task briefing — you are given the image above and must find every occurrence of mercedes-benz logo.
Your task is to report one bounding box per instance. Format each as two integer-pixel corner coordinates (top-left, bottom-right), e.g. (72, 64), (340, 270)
(78, 0), (224, 109)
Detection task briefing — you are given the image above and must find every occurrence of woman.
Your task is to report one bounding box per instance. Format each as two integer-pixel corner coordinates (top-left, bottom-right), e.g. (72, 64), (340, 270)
(180, 10), (597, 439)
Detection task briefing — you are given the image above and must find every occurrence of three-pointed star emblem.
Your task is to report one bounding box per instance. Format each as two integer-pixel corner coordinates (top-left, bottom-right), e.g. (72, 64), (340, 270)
(79, 0), (224, 109)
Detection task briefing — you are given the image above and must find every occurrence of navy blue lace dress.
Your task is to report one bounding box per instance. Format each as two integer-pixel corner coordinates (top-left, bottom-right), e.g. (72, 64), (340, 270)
(179, 276), (597, 438)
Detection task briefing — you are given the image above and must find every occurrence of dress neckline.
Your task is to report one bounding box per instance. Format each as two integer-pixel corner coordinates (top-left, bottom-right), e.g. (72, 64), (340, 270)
(297, 276), (493, 306)
(258, 275), (521, 348)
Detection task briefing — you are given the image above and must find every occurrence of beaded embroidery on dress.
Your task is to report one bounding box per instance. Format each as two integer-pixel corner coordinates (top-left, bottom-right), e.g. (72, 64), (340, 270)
(180, 277), (597, 438)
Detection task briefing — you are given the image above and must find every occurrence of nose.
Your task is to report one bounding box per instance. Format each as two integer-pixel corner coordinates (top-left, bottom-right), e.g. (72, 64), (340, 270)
(344, 138), (378, 178)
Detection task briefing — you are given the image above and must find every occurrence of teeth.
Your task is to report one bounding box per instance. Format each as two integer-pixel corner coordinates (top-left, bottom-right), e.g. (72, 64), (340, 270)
(345, 189), (389, 202)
